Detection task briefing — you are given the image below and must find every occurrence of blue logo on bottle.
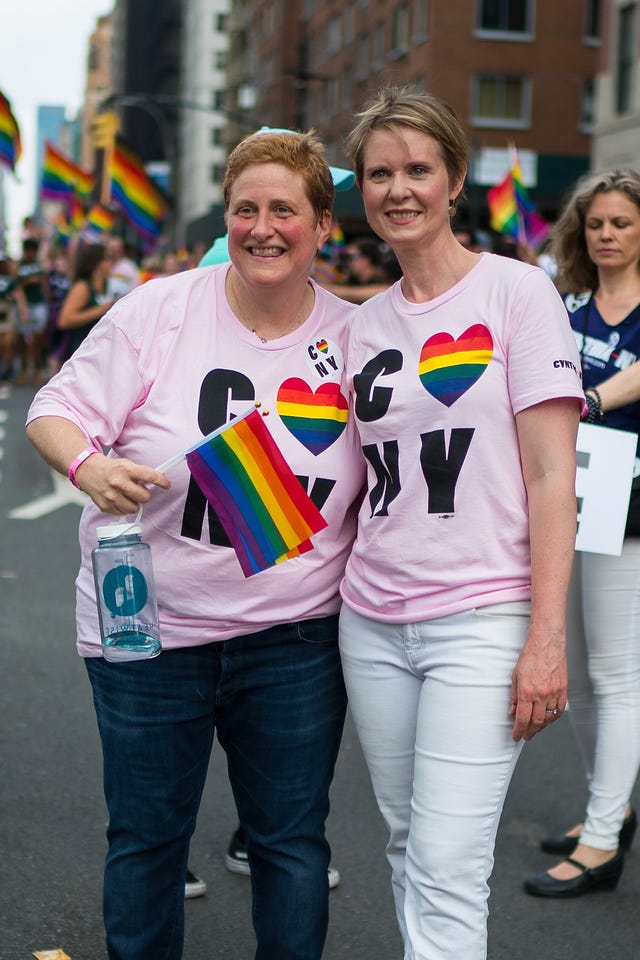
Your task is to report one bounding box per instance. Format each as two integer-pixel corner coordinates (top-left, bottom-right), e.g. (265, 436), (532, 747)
(102, 565), (148, 617)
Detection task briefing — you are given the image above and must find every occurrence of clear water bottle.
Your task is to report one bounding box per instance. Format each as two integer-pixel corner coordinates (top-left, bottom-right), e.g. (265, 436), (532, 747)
(92, 521), (161, 662)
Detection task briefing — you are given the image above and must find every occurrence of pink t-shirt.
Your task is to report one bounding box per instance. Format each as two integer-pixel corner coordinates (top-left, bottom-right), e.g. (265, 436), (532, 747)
(27, 264), (364, 656)
(340, 253), (584, 623)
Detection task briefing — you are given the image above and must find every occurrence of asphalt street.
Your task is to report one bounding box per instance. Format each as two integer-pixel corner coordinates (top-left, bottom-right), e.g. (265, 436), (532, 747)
(2, 381), (639, 960)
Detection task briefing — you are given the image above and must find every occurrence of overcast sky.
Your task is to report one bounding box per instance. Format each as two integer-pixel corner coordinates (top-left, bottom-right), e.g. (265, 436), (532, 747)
(0, 1), (112, 255)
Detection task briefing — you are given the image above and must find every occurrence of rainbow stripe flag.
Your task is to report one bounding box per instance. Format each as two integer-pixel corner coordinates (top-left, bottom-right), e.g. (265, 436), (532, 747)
(329, 220), (345, 246)
(110, 141), (168, 243)
(53, 213), (73, 245)
(86, 203), (117, 234)
(0, 90), (21, 172)
(184, 409), (327, 577)
(68, 192), (86, 230)
(487, 149), (550, 249)
(41, 142), (95, 201)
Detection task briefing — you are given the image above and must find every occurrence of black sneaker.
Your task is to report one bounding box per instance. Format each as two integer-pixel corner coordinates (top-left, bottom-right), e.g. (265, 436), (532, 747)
(224, 827), (340, 888)
(225, 828), (250, 876)
(184, 868), (207, 899)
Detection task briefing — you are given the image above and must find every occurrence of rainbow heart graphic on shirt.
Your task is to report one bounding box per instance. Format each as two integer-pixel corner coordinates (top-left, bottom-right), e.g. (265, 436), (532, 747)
(315, 338), (329, 354)
(277, 378), (349, 455)
(418, 324), (493, 407)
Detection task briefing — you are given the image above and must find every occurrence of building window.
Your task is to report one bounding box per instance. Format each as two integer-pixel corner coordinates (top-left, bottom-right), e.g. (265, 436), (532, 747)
(344, 3), (356, 43)
(211, 127), (223, 147)
(213, 49), (227, 71)
(211, 164), (225, 185)
(356, 34), (369, 79)
(584, 0), (601, 41)
(325, 77), (339, 117)
(616, 4), (636, 114)
(341, 66), (353, 109)
(390, 4), (411, 58)
(214, 13), (227, 32)
(414, 0), (428, 41)
(261, 6), (275, 36)
(472, 74), (530, 127)
(237, 84), (257, 111)
(372, 21), (385, 68)
(580, 77), (595, 130)
(88, 42), (99, 72)
(476, 0), (532, 37)
(327, 14), (341, 55)
(211, 89), (225, 112)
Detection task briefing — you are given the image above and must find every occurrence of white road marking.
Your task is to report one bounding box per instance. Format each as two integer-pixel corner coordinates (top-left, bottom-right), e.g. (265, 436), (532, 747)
(8, 468), (88, 518)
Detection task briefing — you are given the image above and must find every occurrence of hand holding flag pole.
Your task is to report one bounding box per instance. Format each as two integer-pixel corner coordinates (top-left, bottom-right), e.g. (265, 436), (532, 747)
(154, 408), (256, 475)
(127, 409), (257, 529)
(152, 406), (327, 577)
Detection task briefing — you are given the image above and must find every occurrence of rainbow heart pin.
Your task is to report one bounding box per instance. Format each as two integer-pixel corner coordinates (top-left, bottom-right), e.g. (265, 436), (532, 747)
(316, 338), (329, 353)
(418, 324), (493, 406)
(277, 378), (349, 454)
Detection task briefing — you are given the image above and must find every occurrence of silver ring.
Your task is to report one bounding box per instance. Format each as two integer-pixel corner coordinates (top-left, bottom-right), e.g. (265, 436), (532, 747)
(545, 708), (558, 715)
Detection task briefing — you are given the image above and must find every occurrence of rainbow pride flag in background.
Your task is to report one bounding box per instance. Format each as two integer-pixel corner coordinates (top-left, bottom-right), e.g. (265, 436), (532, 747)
(0, 90), (21, 172)
(86, 203), (117, 234)
(53, 213), (73, 245)
(329, 220), (345, 246)
(68, 192), (86, 230)
(487, 146), (550, 249)
(41, 142), (95, 202)
(185, 409), (328, 577)
(110, 140), (168, 243)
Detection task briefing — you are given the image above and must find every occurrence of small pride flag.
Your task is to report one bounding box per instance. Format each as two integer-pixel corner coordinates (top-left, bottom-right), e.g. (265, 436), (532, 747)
(41, 142), (95, 202)
(487, 145), (550, 249)
(110, 140), (168, 244)
(0, 90), (21, 172)
(183, 409), (327, 577)
(68, 192), (86, 230)
(86, 203), (117, 234)
(329, 220), (345, 247)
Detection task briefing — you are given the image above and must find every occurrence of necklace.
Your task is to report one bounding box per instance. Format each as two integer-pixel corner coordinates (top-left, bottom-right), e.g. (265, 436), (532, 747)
(228, 270), (311, 343)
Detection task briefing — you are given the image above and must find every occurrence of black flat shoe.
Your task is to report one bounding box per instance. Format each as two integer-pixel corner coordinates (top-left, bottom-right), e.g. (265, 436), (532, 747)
(540, 807), (637, 855)
(524, 851), (624, 898)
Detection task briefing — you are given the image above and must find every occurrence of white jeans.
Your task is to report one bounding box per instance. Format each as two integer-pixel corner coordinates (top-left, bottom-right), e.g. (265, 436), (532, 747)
(566, 541), (640, 849)
(339, 602), (530, 960)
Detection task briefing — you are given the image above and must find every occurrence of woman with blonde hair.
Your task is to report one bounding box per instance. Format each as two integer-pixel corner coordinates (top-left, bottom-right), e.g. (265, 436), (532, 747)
(338, 84), (583, 959)
(525, 168), (640, 898)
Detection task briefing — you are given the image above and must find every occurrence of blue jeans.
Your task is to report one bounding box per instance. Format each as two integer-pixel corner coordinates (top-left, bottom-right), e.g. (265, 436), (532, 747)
(85, 615), (346, 960)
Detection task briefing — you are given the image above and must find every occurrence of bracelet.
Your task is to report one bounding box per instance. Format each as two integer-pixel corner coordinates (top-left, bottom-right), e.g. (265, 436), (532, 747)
(68, 446), (100, 488)
(583, 387), (605, 424)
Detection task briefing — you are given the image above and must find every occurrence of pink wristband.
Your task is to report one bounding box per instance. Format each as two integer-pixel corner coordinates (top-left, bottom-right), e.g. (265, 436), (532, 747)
(68, 446), (100, 488)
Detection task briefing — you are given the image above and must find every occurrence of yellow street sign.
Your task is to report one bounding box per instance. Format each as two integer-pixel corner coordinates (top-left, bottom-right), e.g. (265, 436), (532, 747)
(91, 112), (120, 148)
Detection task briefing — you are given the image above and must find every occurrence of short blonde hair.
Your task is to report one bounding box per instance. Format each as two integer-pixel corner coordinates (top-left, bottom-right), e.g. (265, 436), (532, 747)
(345, 84), (470, 193)
(223, 129), (335, 225)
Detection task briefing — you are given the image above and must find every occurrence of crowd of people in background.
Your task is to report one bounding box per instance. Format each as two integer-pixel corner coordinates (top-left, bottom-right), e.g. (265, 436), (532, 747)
(0, 210), (561, 388)
(16, 78), (640, 960)
(0, 231), (208, 385)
